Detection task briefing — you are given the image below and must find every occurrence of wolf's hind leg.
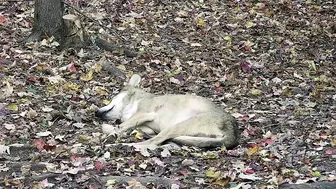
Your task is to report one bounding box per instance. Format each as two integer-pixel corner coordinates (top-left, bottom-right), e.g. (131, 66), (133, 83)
(135, 112), (238, 148)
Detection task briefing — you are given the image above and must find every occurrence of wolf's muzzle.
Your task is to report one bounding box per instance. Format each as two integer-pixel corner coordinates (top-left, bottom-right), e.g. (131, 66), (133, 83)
(95, 109), (107, 118)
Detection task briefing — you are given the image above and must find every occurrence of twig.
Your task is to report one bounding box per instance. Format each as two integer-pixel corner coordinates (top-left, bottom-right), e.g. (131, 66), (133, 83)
(0, 25), (12, 33)
(93, 37), (138, 57)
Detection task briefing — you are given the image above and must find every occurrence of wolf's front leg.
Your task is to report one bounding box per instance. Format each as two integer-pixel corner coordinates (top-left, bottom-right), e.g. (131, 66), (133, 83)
(119, 112), (155, 133)
(135, 127), (178, 146)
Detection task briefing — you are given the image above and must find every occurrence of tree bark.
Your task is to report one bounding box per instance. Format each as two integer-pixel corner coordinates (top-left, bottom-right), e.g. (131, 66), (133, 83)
(26, 0), (65, 44)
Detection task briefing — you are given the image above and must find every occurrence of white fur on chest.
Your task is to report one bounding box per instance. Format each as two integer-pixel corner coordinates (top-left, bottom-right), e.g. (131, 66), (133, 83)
(121, 100), (139, 122)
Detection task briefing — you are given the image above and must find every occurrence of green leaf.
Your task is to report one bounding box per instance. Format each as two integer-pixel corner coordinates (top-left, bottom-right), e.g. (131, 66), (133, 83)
(41, 119), (47, 127)
(168, 71), (181, 78)
(27, 88), (37, 94)
(312, 171), (321, 177)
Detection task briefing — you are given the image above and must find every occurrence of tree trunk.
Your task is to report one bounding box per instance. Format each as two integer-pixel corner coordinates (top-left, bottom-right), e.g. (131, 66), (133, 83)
(26, 0), (65, 44)
(25, 0), (137, 53)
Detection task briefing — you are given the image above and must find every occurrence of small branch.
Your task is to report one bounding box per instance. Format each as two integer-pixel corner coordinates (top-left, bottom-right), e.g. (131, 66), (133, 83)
(0, 25), (12, 33)
(101, 62), (126, 80)
(93, 37), (138, 58)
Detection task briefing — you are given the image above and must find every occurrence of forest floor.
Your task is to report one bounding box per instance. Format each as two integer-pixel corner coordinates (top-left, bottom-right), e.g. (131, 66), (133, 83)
(0, 0), (335, 188)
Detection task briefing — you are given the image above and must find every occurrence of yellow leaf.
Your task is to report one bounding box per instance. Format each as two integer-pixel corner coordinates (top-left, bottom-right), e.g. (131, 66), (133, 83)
(310, 61), (317, 71)
(224, 36), (232, 42)
(221, 145), (227, 152)
(64, 82), (80, 92)
(205, 167), (221, 179)
(20, 98), (29, 103)
(47, 85), (56, 94)
(126, 71), (134, 78)
(7, 104), (18, 111)
(247, 145), (260, 157)
(80, 70), (93, 81)
(77, 135), (89, 141)
(255, 3), (265, 9)
(139, 47), (145, 53)
(93, 64), (102, 72)
(197, 17), (205, 27)
(135, 131), (144, 140)
(202, 152), (219, 159)
(153, 33), (160, 38)
(103, 100), (110, 105)
(330, 137), (336, 147)
(245, 21), (256, 28)
(95, 87), (109, 96)
(106, 179), (116, 185)
(117, 65), (126, 71)
(214, 178), (229, 186)
(250, 89), (263, 95)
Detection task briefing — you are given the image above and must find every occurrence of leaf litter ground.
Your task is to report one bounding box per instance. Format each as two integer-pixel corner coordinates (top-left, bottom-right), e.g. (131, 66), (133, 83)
(0, 0), (335, 188)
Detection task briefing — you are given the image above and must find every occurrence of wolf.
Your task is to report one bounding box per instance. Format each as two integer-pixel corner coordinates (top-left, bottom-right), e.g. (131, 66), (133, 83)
(95, 74), (239, 149)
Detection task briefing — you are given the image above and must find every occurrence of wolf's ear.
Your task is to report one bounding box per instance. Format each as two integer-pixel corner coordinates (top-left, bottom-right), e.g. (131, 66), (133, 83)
(128, 74), (141, 87)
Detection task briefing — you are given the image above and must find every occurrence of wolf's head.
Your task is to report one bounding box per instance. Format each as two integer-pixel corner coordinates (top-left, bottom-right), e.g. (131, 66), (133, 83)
(95, 74), (143, 121)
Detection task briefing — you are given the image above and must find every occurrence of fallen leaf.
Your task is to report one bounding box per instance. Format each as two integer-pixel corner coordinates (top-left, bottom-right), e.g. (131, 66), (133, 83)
(181, 159), (194, 166)
(135, 131), (144, 139)
(34, 139), (47, 151)
(0, 145), (10, 155)
(205, 167), (221, 179)
(325, 149), (334, 155)
(238, 173), (262, 181)
(197, 17), (205, 27)
(101, 124), (118, 135)
(245, 21), (256, 28)
(105, 179), (116, 186)
(7, 104), (18, 111)
(161, 148), (171, 157)
(214, 177), (229, 186)
(94, 161), (104, 171)
(312, 171), (321, 177)
(247, 145), (260, 157)
(190, 43), (202, 47)
(36, 131), (53, 137)
(68, 63), (77, 72)
(240, 61), (251, 73)
(0, 15), (7, 25)
(4, 123), (15, 130)
(310, 61), (317, 71)
(250, 89), (263, 95)
(80, 70), (93, 81)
